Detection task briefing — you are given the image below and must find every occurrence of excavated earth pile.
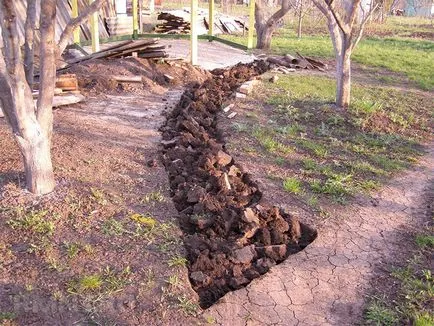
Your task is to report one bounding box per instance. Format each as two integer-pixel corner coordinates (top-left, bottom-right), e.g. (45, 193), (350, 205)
(160, 61), (318, 308)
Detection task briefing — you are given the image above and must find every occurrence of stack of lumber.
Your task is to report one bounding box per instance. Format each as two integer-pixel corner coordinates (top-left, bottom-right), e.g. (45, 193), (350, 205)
(155, 12), (190, 34)
(266, 53), (328, 72)
(62, 39), (167, 69)
(32, 74), (85, 108)
(154, 9), (247, 35)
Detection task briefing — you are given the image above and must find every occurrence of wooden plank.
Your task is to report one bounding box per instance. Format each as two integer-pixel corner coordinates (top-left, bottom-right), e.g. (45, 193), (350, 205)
(190, 0), (198, 65)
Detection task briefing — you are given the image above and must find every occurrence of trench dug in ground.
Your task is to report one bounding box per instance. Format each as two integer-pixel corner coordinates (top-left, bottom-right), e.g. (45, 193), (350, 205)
(160, 61), (318, 308)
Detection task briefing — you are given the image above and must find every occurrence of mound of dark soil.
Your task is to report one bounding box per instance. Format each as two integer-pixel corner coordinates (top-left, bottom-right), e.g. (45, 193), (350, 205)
(160, 61), (317, 308)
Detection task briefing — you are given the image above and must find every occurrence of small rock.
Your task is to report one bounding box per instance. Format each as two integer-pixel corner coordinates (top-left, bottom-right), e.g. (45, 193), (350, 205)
(222, 103), (234, 113)
(256, 244), (288, 262)
(190, 214), (214, 229)
(229, 276), (249, 289)
(235, 92), (247, 99)
(190, 271), (210, 286)
(228, 165), (241, 177)
(242, 208), (260, 224)
(227, 112), (238, 119)
(216, 150), (232, 166)
(269, 75), (279, 83)
(146, 159), (158, 167)
(160, 138), (178, 148)
(232, 245), (256, 264)
(187, 186), (207, 203)
(255, 257), (276, 273)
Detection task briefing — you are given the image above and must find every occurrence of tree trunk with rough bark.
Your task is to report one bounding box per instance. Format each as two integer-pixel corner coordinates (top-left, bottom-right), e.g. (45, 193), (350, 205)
(335, 47), (351, 108)
(312, 0), (375, 109)
(255, 0), (292, 50)
(24, 0), (37, 86)
(0, 0), (56, 195)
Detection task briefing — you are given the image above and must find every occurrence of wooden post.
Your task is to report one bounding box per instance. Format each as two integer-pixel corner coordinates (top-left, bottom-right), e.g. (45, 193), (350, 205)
(132, 0), (138, 38)
(190, 0), (198, 65)
(139, 0), (143, 33)
(208, 0), (214, 37)
(89, 0), (100, 52)
(247, 0), (255, 49)
(72, 0), (80, 44)
(149, 0), (155, 13)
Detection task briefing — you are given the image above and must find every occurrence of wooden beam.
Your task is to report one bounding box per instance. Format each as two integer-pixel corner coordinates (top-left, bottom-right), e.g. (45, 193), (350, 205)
(89, 0), (100, 52)
(208, 0), (214, 36)
(247, 0), (255, 49)
(190, 0), (198, 65)
(132, 0), (139, 38)
(72, 0), (80, 44)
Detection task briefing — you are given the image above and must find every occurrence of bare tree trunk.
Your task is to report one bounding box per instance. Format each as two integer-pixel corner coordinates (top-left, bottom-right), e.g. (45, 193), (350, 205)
(0, 0), (56, 195)
(37, 0), (57, 142)
(24, 0), (37, 86)
(255, 0), (292, 49)
(256, 23), (274, 49)
(336, 46), (351, 108)
(18, 123), (56, 195)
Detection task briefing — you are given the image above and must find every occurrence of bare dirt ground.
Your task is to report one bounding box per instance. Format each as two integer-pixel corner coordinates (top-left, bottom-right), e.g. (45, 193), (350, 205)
(0, 58), (208, 326)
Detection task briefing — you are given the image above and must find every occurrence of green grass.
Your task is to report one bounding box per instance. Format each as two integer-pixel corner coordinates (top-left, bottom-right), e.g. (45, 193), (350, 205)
(7, 209), (55, 236)
(365, 299), (398, 326)
(223, 32), (434, 90)
(237, 74), (432, 204)
(364, 229), (434, 325)
(283, 177), (303, 194)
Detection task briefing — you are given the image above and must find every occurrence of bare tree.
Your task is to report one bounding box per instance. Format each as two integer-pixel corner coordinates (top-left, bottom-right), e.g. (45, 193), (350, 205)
(289, 0), (316, 38)
(0, 0), (106, 195)
(312, 0), (376, 108)
(255, 0), (293, 49)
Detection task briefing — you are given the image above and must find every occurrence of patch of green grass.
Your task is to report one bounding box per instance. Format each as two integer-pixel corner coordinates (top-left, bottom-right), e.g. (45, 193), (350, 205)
(64, 242), (81, 259)
(90, 187), (107, 205)
(415, 234), (434, 248)
(296, 139), (328, 158)
(67, 266), (131, 296)
(0, 312), (16, 321)
(370, 155), (407, 172)
(252, 128), (293, 154)
(365, 299), (398, 326)
(177, 295), (199, 317)
(102, 218), (126, 236)
(167, 256), (188, 268)
(7, 209), (55, 236)
(283, 177), (303, 194)
(141, 191), (165, 204)
(365, 228), (434, 325)
(311, 173), (353, 204)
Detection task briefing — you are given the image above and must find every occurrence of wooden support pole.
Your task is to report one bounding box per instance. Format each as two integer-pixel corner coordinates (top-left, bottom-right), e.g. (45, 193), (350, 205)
(89, 0), (100, 52)
(190, 0), (198, 65)
(208, 0), (214, 36)
(132, 0), (138, 38)
(139, 0), (143, 33)
(149, 0), (155, 13)
(72, 0), (80, 44)
(247, 0), (255, 49)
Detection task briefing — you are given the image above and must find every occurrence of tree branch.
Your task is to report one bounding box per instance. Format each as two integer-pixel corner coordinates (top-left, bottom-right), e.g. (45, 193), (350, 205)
(351, 3), (379, 50)
(24, 0), (37, 86)
(57, 0), (107, 56)
(36, 0), (57, 140)
(326, 0), (350, 35)
(348, 0), (362, 28)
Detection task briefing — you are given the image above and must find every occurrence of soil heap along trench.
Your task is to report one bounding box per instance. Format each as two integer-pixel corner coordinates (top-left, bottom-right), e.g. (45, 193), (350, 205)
(160, 61), (317, 308)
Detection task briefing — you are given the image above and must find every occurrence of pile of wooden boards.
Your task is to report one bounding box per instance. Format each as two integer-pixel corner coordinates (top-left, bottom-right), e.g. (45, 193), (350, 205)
(154, 9), (247, 35)
(155, 12), (190, 34)
(31, 74), (85, 108)
(62, 39), (167, 69)
(266, 53), (328, 72)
